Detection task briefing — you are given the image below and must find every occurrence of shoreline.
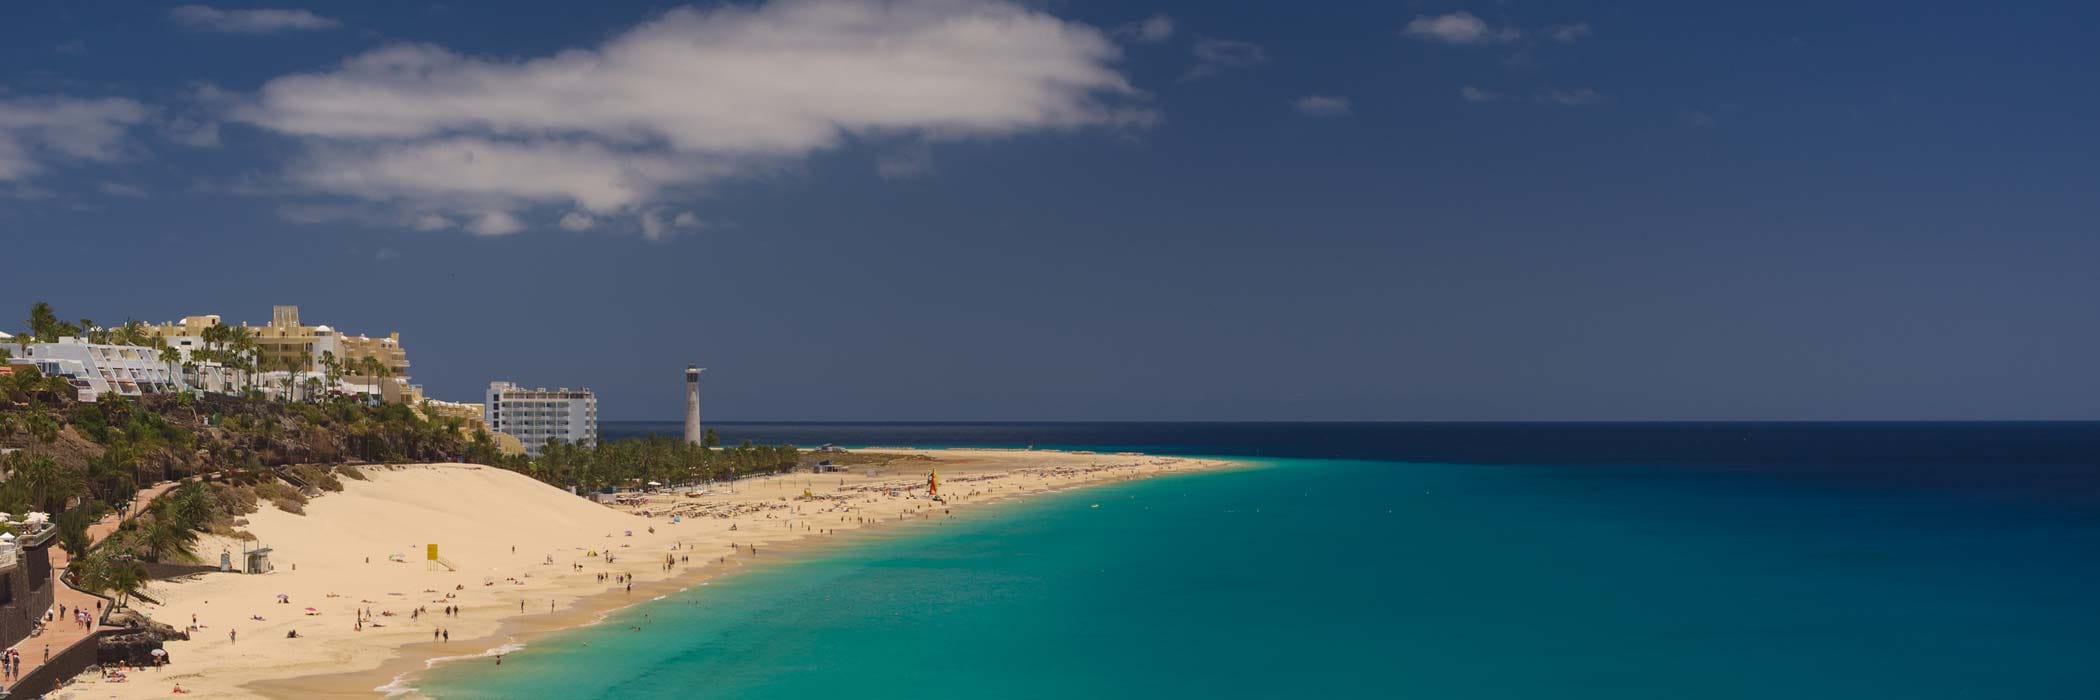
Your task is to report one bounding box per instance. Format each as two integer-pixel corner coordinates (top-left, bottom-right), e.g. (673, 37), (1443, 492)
(268, 505), (965, 698)
(71, 449), (1241, 698)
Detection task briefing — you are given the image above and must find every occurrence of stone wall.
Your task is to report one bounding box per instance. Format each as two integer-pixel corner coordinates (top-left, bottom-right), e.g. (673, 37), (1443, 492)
(0, 540), (55, 652)
(8, 627), (133, 698)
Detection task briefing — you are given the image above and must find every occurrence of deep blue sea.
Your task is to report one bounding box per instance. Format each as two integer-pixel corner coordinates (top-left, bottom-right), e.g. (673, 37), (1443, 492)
(419, 422), (2100, 698)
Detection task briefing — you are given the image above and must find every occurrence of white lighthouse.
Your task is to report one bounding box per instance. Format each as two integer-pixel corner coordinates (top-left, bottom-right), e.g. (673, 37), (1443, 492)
(684, 364), (704, 445)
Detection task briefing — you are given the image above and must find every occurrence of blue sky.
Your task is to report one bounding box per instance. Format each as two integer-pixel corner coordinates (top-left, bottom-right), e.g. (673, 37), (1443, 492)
(2, 1), (2097, 421)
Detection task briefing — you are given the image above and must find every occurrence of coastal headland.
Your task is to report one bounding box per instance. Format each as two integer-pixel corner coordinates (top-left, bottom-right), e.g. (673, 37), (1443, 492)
(67, 449), (1234, 698)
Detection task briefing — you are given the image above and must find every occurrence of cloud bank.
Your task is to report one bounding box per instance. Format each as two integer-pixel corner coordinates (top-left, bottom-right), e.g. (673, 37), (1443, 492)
(233, 0), (1154, 235)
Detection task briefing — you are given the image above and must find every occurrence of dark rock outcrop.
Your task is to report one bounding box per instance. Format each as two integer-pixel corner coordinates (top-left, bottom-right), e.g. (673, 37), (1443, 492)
(96, 612), (185, 668)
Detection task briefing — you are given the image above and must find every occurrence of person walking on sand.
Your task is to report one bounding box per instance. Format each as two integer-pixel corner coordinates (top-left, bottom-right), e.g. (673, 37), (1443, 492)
(443, 629), (449, 642)
(229, 629), (235, 645)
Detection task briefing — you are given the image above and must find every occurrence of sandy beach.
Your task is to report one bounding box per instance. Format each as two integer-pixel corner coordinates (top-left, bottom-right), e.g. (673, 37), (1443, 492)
(61, 449), (1232, 698)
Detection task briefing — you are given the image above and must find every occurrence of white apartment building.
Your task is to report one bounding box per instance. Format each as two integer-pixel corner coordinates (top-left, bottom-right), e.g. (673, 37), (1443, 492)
(13, 337), (183, 401)
(484, 382), (598, 457)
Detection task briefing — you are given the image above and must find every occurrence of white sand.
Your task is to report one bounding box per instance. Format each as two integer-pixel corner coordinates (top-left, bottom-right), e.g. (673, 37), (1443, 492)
(68, 450), (1231, 698)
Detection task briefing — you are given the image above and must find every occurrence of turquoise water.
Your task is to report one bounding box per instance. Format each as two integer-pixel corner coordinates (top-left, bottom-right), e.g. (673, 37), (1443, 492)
(419, 455), (2100, 698)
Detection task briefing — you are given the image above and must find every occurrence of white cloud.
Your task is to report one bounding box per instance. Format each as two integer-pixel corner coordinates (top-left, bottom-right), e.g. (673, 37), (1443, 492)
(0, 95), (150, 182)
(169, 5), (341, 34)
(411, 213), (452, 231)
(98, 182), (148, 198)
(1548, 22), (1592, 42)
(1540, 88), (1604, 106)
(1117, 14), (1174, 43)
(465, 211), (523, 236)
(558, 211), (596, 231)
(638, 208), (707, 241)
(233, 0), (1152, 235)
(1292, 95), (1351, 117)
(1186, 38), (1268, 79)
(1459, 85), (1499, 102)
(1403, 12), (1520, 45)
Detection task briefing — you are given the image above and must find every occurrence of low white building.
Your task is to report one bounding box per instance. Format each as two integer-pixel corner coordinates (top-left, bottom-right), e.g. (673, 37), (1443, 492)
(13, 337), (181, 401)
(484, 382), (598, 458)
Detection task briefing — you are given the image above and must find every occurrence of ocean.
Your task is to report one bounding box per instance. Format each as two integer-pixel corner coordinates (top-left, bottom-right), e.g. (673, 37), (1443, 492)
(417, 422), (2100, 698)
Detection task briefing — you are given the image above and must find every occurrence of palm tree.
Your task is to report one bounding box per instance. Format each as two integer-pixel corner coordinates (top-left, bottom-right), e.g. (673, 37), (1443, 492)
(141, 509), (201, 563)
(200, 322), (227, 356)
(22, 405), (59, 444)
(295, 351), (315, 401)
(225, 326), (257, 391)
(3, 452), (84, 513)
(75, 550), (149, 607)
(158, 345), (182, 372)
(55, 508), (94, 560)
(24, 302), (55, 341)
(87, 450), (137, 506)
(115, 319), (150, 346)
(277, 354), (303, 401)
(319, 351), (341, 398)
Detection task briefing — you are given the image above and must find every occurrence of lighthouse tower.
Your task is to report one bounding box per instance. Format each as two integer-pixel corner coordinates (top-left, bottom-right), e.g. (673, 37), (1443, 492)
(684, 364), (704, 445)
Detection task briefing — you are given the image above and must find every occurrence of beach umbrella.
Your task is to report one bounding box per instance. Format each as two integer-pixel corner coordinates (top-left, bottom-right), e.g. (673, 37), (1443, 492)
(648, 481), (662, 486)
(151, 649), (167, 657)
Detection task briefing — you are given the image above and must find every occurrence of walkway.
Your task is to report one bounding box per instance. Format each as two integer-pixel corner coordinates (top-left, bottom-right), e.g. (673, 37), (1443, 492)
(48, 480), (181, 571)
(8, 479), (180, 694)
